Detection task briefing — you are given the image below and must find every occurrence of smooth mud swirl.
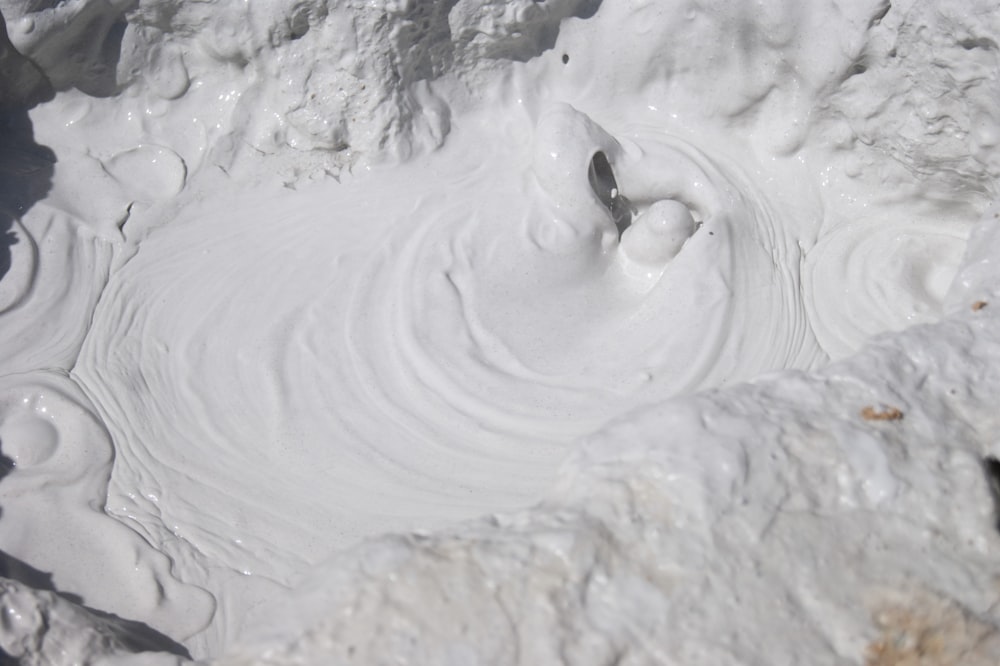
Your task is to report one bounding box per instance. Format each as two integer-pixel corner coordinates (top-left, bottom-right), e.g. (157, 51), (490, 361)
(73, 105), (819, 605)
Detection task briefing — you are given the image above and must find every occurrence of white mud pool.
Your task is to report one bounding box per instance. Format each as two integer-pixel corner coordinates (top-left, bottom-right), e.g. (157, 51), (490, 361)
(1, 0), (1000, 664)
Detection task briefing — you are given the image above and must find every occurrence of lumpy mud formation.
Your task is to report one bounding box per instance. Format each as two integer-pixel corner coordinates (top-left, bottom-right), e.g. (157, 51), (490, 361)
(1, 1), (1000, 663)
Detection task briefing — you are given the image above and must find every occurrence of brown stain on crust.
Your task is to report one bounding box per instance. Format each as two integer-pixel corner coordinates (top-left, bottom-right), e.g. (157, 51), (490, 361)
(865, 592), (1000, 665)
(861, 405), (904, 421)
(972, 300), (988, 311)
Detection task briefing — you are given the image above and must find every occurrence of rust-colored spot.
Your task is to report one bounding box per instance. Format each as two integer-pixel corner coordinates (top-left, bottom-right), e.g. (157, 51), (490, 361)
(973, 300), (988, 311)
(861, 405), (904, 421)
